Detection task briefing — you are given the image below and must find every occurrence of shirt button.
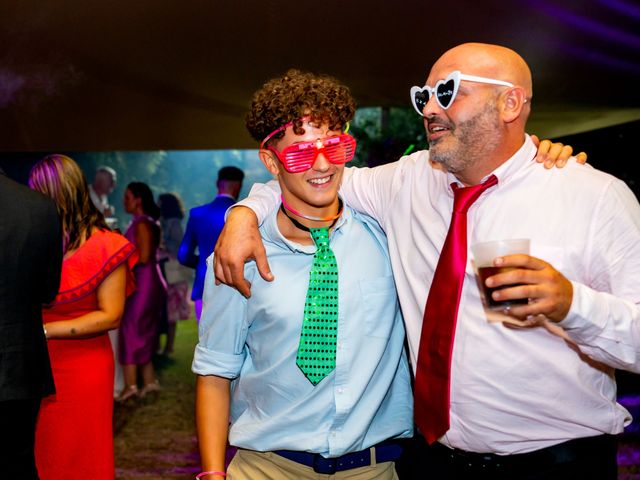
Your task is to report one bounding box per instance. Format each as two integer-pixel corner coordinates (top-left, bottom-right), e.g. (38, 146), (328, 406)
(337, 387), (344, 394)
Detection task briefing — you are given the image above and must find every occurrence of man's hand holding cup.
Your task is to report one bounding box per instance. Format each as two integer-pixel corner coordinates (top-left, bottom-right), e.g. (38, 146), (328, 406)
(472, 239), (573, 326)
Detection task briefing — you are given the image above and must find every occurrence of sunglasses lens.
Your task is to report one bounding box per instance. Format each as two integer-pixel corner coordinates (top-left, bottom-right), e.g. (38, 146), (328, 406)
(436, 78), (456, 109)
(283, 150), (315, 172)
(413, 90), (430, 115)
(323, 136), (356, 164)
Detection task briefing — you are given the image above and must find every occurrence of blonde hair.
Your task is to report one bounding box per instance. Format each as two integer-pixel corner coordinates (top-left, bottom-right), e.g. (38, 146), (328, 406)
(29, 154), (108, 253)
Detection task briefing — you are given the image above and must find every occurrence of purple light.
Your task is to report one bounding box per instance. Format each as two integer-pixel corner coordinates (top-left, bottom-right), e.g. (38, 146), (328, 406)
(555, 42), (640, 76)
(598, 0), (640, 20)
(530, 0), (640, 50)
(0, 69), (27, 108)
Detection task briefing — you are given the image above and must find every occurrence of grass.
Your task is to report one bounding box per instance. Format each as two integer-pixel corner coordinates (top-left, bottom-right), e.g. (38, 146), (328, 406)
(114, 319), (201, 479)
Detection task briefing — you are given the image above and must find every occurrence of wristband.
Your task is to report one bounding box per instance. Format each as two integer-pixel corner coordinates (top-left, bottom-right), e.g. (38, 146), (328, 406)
(43, 324), (48, 339)
(195, 471), (226, 479)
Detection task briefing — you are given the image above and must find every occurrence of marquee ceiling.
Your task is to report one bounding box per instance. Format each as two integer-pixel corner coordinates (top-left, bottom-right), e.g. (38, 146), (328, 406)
(1, 0), (639, 151)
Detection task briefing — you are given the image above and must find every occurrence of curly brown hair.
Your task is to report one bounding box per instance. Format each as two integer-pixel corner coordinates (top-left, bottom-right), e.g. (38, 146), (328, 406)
(245, 69), (356, 144)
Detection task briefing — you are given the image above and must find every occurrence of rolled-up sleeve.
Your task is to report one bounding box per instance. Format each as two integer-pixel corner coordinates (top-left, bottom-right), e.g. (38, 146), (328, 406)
(192, 254), (251, 378)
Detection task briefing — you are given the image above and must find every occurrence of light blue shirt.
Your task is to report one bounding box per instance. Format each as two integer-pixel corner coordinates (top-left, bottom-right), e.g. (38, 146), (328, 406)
(192, 206), (413, 457)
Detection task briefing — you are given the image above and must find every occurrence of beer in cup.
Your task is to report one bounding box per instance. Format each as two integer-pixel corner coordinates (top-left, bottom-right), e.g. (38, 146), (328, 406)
(471, 239), (530, 309)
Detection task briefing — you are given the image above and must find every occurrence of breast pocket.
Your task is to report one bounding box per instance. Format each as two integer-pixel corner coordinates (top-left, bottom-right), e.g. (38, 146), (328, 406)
(359, 275), (400, 338)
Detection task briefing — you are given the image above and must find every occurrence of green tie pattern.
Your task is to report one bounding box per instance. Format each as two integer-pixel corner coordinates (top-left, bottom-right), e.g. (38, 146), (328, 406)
(296, 227), (339, 385)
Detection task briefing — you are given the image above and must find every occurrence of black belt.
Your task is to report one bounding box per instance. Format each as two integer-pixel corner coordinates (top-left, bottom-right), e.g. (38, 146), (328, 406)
(433, 434), (616, 472)
(274, 442), (403, 474)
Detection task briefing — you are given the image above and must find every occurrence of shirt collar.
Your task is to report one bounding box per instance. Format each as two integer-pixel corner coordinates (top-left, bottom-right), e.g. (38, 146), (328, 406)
(216, 193), (236, 200)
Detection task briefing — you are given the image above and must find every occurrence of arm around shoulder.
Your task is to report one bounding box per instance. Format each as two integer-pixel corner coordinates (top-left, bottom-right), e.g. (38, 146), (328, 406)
(339, 155), (414, 223)
(213, 206), (272, 297)
(233, 179), (281, 224)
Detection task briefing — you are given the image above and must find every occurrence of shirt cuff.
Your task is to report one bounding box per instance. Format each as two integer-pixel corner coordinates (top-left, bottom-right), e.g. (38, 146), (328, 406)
(191, 343), (244, 378)
(559, 281), (606, 343)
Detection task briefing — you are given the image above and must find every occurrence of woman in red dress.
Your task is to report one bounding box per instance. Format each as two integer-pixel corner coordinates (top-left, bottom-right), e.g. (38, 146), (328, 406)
(29, 155), (137, 480)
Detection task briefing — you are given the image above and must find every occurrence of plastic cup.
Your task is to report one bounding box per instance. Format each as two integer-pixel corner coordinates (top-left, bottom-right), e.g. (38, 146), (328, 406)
(471, 239), (530, 310)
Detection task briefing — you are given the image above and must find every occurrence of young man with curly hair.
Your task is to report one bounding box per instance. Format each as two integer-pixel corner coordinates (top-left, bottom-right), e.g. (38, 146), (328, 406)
(193, 70), (413, 479)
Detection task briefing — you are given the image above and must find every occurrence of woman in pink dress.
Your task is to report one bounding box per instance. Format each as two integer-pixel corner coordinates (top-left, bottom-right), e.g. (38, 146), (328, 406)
(118, 182), (167, 400)
(29, 154), (137, 480)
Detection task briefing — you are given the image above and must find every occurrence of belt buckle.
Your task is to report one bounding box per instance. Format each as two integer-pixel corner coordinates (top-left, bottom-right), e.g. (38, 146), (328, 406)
(313, 455), (337, 475)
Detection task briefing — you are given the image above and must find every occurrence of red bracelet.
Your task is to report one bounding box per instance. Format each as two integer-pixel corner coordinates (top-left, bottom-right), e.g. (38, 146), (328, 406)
(195, 471), (226, 479)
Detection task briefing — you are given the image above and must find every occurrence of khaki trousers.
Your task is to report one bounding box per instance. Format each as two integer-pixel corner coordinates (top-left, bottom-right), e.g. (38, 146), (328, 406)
(227, 448), (399, 480)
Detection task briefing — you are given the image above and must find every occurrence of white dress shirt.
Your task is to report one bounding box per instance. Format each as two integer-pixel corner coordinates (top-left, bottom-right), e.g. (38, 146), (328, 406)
(89, 185), (110, 215)
(238, 135), (640, 454)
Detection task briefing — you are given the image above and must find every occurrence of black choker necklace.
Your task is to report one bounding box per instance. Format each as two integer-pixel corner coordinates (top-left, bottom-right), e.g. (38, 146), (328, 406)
(279, 198), (343, 232)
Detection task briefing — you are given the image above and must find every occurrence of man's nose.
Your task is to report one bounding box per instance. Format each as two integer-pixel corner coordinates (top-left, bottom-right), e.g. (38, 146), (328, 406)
(423, 91), (442, 117)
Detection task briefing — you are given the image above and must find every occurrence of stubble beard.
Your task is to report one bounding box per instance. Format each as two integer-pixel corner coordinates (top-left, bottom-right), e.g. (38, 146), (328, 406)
(428, 103), (502, 175)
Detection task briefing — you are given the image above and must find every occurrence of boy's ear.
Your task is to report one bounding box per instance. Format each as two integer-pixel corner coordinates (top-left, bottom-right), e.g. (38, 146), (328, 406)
(259, 150), (280, 176)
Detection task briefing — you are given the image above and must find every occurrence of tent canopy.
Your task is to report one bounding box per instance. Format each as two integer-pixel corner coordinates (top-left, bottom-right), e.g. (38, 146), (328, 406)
(1, 0), (639, 151)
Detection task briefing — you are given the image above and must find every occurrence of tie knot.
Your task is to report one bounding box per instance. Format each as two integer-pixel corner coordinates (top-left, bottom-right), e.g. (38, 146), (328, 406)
(451, 174), (498, 214)
(310, 227), (331, 249)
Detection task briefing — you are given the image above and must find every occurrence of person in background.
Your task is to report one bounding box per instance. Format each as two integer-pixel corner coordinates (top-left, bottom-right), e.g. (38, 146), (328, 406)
(89, 165), (118, 226)
(178, 166), (244, 321)
(193, 69), (412, 480)
(158, 192), (192, 356)
(118, 182), (167, 400)
(0, 169), (62, 479)
(29, 154), (137, 480)
(89, 165), (123, 395)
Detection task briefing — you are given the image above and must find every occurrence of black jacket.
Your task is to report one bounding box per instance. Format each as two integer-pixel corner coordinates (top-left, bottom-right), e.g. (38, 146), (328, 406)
(0, 173), (62, 401)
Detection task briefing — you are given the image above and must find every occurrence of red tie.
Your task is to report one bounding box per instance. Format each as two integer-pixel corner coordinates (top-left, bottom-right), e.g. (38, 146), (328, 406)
(414, 174), (498, 444)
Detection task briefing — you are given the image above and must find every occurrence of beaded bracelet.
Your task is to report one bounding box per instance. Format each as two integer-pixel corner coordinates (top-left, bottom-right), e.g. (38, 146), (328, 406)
(195, 471), (226, 479)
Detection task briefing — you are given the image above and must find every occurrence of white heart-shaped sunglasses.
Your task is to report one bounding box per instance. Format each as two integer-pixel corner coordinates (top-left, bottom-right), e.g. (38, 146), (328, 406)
(410, 70), (514, 115)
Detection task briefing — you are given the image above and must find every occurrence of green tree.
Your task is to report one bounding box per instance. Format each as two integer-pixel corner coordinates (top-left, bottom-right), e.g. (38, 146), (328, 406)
(350, 107), (427, 168)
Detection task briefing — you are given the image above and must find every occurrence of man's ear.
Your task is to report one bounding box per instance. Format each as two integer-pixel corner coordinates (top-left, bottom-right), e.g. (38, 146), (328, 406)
(259, 150), (280, 176)
(501, 86), (528, 124)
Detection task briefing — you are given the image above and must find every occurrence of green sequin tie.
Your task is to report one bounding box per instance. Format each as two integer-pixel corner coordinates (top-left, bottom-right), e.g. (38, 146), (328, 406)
(296, 227), (339, 385)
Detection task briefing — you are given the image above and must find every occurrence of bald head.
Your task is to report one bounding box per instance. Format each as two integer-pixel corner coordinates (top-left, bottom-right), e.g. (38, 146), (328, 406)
(431, 43), (532, 98)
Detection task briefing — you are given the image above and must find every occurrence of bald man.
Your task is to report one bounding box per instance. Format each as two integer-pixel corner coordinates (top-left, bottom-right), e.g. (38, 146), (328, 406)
(214, 43), (639, 479)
